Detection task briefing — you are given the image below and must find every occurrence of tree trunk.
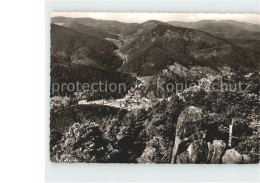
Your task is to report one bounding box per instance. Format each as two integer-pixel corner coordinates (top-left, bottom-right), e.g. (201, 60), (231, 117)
(228, 119), (234, 147)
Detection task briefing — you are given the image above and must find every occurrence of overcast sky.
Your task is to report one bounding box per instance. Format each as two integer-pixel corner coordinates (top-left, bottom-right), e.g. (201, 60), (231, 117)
(51, 12), (260, 24)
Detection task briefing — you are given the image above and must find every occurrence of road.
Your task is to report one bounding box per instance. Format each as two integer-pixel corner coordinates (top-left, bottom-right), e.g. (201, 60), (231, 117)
(78, 97), (150, 111)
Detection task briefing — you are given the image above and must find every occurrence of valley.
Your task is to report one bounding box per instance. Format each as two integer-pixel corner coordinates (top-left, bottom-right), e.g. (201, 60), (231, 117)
(50, 15), (260, 164)
(105, 37), (129, 66)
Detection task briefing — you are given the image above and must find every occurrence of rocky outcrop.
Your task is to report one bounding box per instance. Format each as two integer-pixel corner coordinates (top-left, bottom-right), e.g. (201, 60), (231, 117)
(222, 149), (243, 164)
(176, 139), (208, 164)
(171, 106), (251, 164)
(171, 106), (207, 163)
(175, 106), (204, 139)
(207, 140), (226, 163)
(138, 136), (169, 163)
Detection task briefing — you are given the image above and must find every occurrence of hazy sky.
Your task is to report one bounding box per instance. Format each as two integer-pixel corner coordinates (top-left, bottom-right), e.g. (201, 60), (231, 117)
(51, 12), (260, 24)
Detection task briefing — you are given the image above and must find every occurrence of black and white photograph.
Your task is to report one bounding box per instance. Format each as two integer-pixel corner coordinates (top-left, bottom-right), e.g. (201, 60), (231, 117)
(50, 12), (259, 164)
(2, 0), (260, 182)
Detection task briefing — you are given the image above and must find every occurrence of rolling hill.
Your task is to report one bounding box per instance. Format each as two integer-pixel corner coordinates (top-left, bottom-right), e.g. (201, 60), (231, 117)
(167, 20), (260, 40)
(51, 17), (260, 76)
(50, 23), (135, 98)
(51, 23), (122, 71)
(119, 24), (259, 75)
(56, 20), (118, 39)
(51, 16), (141, 36)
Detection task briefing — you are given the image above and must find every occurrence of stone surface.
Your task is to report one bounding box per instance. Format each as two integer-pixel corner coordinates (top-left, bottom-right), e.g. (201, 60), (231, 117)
(187, 139), (208, 163)
(172, 106), (206, 163)
(171, 106), (248, 164)
(176, 151), (189, 164)
(207, 140), (226, 164)
(175, 106), (204, 139)
(222, 149), (243, 164)
(175, 139), (208, 164)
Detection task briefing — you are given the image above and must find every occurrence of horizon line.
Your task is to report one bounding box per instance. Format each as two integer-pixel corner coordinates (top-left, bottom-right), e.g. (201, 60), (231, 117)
(51, 12), (260, 25)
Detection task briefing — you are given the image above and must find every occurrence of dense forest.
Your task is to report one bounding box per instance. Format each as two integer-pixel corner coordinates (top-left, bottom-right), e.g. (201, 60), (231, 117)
(50, 16), (259, 164)
(50, 68), (259, 163)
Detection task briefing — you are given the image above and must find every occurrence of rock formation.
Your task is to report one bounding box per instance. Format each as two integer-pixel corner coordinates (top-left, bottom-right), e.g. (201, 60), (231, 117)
(222, 149), (243, 164)
(171, 106), (251, 164)
(207, 140), (226, 163)
(171, 106), (208, 163)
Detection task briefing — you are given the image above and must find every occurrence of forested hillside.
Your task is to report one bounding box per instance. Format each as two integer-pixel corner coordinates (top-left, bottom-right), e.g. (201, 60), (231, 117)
(120, 24), (259, 75)
(50, 71), (259, 163)
(168, 20), (260, 40)
(51, 24), (122, 71)
(50, 15), (260, 164)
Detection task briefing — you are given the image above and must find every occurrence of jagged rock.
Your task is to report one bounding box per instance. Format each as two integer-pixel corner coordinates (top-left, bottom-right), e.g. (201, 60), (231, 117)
(171, 106), (207, 163)
(207, 142), (214, 162)
(176, 106), (204, 139)
(176, 151), (189, 164)
(175, 139), (208, 163)
(138, 136), (168, 163)
(188, 139), (208, 163)
(171, 136), (182, 163)
(207, 140), (226, 163)
(222, 149), (243, 164)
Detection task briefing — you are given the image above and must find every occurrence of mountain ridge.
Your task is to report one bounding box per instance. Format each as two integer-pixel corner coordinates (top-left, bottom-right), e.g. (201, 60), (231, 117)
(119, 24), (259, 75)
(51, 17), (260, 76)
(51, 23), (123, 71)
(167, 20), (260, 40)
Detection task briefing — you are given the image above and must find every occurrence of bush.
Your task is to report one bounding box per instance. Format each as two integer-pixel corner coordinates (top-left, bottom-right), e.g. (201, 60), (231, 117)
(51, 122), (108, 163)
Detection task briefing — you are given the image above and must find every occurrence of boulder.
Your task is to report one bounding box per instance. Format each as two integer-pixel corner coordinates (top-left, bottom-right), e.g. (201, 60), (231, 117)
(175, 106), (204, 139)
(222, 149), (243, 164)
(171, 106), (207, 163)
(188, 139), (208, 163)
(176, 151), (189, 164)
(175, 139), (208, 164)
(207, 140), (226, 164)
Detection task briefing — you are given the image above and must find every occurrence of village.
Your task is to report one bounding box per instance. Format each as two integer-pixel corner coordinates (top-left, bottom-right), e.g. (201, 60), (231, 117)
(78, 79), (152, 111)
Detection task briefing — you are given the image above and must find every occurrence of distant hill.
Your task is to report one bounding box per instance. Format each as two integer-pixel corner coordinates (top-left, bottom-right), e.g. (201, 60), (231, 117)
(55, 20), (118, 39)
(51, 18), (259, 76)
(51, 17), (170, 37)
(167, 20), (260, 40)
(51, 24), (122, 71)
(51, 16), (141, 36)
(119, 24), (259, 75)
(52, 17), (260, 40)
